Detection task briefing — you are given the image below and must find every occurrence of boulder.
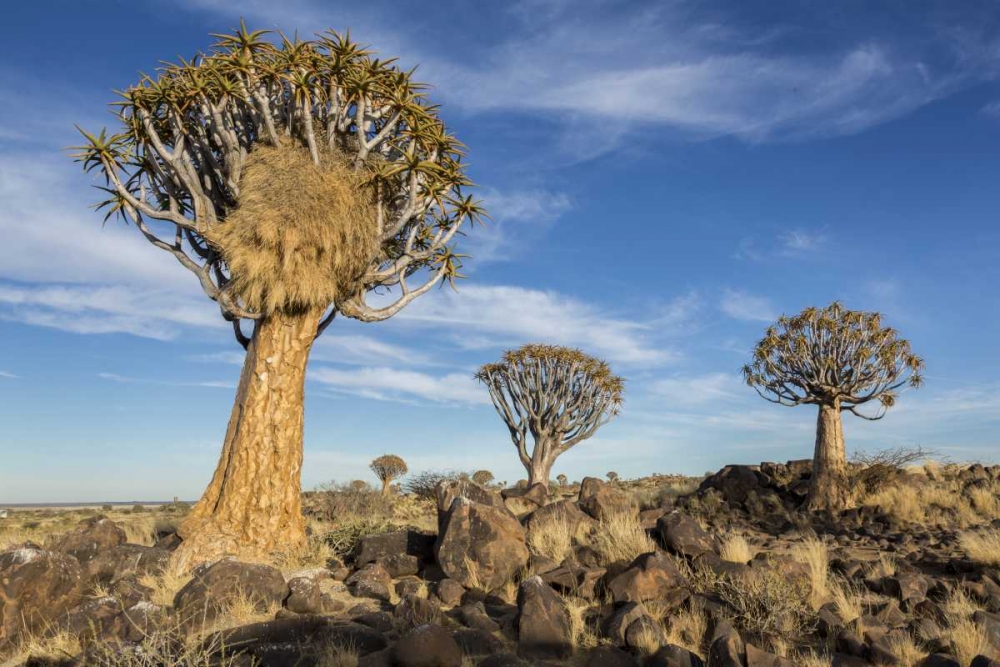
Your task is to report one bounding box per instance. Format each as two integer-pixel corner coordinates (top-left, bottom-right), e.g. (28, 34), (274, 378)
(205, 615), (388, 658)
(354, 530), (435, 569)
(453, 628), (507, 656)
(434, 579), (466, 606)
(699, 465), (761, 506)
(395, 594), (442, 628)
(173, 558), (289, 627)
(455, 602), (500, 632)
(579, 477), (631, 520)
(707, 622), (745, 667)
(626, 615), (669, 653)
(285, 576), (324, 614)
(51, 516), (126, 564)
(607, 551), (688, 605)
(346, 563), (392, 602)
(601, 601), (649, 643)
(657, 512), (716, 558)
(88, 544), (170, 584)
(63, 595), (125, 641)
(745, 644), (793, 667)
(435, 480), (508, 530)
(648, 644), (706, 667)
(502, 483), (548, 516)
(516, 577), (572, 660)
(435, 498), (529, 591)
(524, 499), (592, 536)
(391, 623), (463, 667)
(582, 646), (639, 666)
(0, 546), (84, 642)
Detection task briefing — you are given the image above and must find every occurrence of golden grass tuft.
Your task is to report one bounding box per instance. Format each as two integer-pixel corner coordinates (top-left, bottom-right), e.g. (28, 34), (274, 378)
(792, 536), (829, 610)
(588, 510), (656, 566)
(209, 141), (380, 315)
(959, 528), (1000, 567)
(719, 534), (755, 563)
(949, 616), (993, 666)
(526, 515), (575, 564)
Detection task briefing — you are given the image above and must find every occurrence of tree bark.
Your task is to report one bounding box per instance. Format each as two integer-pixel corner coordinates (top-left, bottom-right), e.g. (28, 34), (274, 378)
(526, 442), (556, 487)
(174, 307), (323, 569)
(807, 401), (851, 512)
(380, 478), (391, 496)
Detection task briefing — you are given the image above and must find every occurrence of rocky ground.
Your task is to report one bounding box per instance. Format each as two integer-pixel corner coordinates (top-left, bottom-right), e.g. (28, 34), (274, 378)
(1, 462), (999, 667)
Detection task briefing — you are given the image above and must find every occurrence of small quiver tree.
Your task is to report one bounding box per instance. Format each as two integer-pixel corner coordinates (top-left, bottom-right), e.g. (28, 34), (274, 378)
(71, 24), (483, 566)
(476, 344), (624, 487)
(471, 470), (495, 486)
(370, 454), (408, 496)
(742, 302), (923, 512)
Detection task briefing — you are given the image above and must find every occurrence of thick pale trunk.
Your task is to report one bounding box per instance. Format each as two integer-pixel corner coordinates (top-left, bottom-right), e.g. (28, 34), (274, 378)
(174, 307), (323, 568)
(526, 441), (556, 487)
(380, 479), (391, 496)
(807, 402), (851, 512)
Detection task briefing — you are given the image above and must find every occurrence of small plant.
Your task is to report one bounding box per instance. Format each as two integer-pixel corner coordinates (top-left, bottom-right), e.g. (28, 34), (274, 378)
(322, 517), (394, 562)
(370, 454), (408, 496)
(792, 536), (830, 610)
(713, 567), (816, 648)
(849, 446), (935, 498)
(719, 534), (754, 564)
(526, 515), (575, 563)
(589, 511), (655, 566)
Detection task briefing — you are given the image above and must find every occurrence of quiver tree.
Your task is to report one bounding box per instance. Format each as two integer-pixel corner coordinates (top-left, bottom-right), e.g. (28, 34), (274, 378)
(742, 302), (923, 512)
(476, 344), (624, 487)
(370, 454), (408, 495)
(71, 24), (483, 566)
(471, 470), (494, 486)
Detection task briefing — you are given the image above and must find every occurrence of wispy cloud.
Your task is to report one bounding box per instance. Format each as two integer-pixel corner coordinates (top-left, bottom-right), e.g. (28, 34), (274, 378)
(187, 351), (246, 365)
(399, 284), (685, 366)
(97, 372), (233, 389)
(650, 372), (741, 408)
(719, 289), (777, 322)
(309, 366), (488, 405)
(0, 370), (19, 379)
(467, 188), (572, 263)
(983, 100), (1000, 118)
(735, 229), (827, 260)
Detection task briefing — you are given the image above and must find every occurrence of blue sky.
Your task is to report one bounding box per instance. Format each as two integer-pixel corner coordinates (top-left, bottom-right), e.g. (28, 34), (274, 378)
(1, 0), (999, 502)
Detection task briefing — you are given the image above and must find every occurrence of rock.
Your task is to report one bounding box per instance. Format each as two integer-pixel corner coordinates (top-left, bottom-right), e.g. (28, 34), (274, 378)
(395, 577), (425, 599)
(51, 516), (126, 564)
(699, 465), (760, 506)
(658, 512), (716, 558)
(346, 563), (392, 602)
(391, 623), (463, 667)
(516, 576), (572, 660)
(918, 655), (961, 667)
(602, 601), (649, 643)
(502, 483), (548, 516)
(354, 611), (394, 633)
(173, 559), (289, 627)
(707, 622), (744, 667)
(285, 576), (323, 614)
(883, 574), (929, 604)
(0, 546), (84, 642)
(434, 579), (466, 606)
(647, 644), (706, 667)
(206, 616), (388, 658)
(377, 553), (421, 578)
(524, 499), (592, 536)
(582, 646), (639, 666)
(541, 565), (606, 599)
(626, 615), (669, 653)
(395, 594), (442, 628)
(122, 601), (164, 642)
(579, 477), (631, 520)
(478, 655), (529, 667)
(607, 551), (688, 605)
(63, 595), (125, 640)
(435, 498), (529, 591)
(745, 644), (793, 667)
(973, 610), (1000, 652)
(453, 628), (507, 656)
(455, 602), (500, 632)
(87, 544), (171, 584)
(435, 480), (508, 530)
(354, 530), (435, 569)
(971, 657), (1000, 667)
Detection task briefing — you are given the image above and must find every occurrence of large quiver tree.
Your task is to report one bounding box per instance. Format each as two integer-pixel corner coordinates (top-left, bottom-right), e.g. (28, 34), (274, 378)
(72, 24), (483, 567)
(476, 344), (624, 487)
(742, 302), (923, 512)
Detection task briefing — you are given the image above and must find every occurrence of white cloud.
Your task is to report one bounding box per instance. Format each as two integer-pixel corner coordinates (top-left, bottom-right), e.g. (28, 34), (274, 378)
(309, 366), (487, 405)
(313, 334), (433, 367)
(187, 351), (246, 365)
(719, 290), (777, 322)
(0, 370), (19, 379)
(983, 100), (1000, 118)
(399, 284), (683, 366)
(779, 229), (827, 256)
(466, 188), (572, 263)
(651, 372), (740, 408)
(97, 372), (234, 389)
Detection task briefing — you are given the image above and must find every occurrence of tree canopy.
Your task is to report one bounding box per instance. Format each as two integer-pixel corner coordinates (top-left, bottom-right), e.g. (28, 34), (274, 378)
(741, 302), (923, 420)
(71, 22), (484, 345)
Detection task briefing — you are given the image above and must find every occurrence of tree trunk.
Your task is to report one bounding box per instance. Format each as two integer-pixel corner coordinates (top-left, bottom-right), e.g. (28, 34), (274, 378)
(174, 307), (323, 569)
(380, 478), (391, 496)
(526, 443), (555, 488)
(807, 401), (851, 512)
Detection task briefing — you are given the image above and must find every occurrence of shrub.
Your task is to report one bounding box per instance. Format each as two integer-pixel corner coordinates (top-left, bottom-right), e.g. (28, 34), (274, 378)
(403, 470), (468, 500)
(713, 567), (816, 648)
(321, 517), (394, 562)
(312, 481), (394, 521)
(130, 504), (145, 513)
(849, 446), (935, 497)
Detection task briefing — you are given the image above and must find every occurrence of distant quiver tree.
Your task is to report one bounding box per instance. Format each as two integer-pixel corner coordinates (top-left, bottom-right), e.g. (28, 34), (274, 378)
(71, 23), (483, 566)
(471, 470), (494, 486)
(370, 454), (408, 495)
(476, 344), (624, 487)
(742, 302), (923, 512)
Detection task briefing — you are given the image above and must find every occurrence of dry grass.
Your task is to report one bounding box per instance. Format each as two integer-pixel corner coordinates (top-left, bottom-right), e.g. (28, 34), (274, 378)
(795, 651), (832, 667)
(792, 536), (829, 610)
(313, 643), (360, 667)
(662, 599), (708, 657)
(960, 528), (1000, 566)
(527, 515), (575, 563)
(883, 632), (924, 667)
(719, 534), (755, 564)
(208, 140), (379, 316)
(829, 576), (865, 623)
(564, 596), (599, 650)
(139, 557), (191, 608)
(0, 630), (82, 667)
(949, 616), (994, 665)
(713, 567), (815, 648)
(588, 511), (655, 566)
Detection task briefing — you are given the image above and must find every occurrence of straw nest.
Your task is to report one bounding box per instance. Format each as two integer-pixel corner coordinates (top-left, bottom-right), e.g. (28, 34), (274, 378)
(209, 141), (380, 315)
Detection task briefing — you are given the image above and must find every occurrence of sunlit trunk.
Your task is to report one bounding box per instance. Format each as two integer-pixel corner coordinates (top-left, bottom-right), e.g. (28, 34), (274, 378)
(175, 307), (323, 568)
(807, 402), (851, 512)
